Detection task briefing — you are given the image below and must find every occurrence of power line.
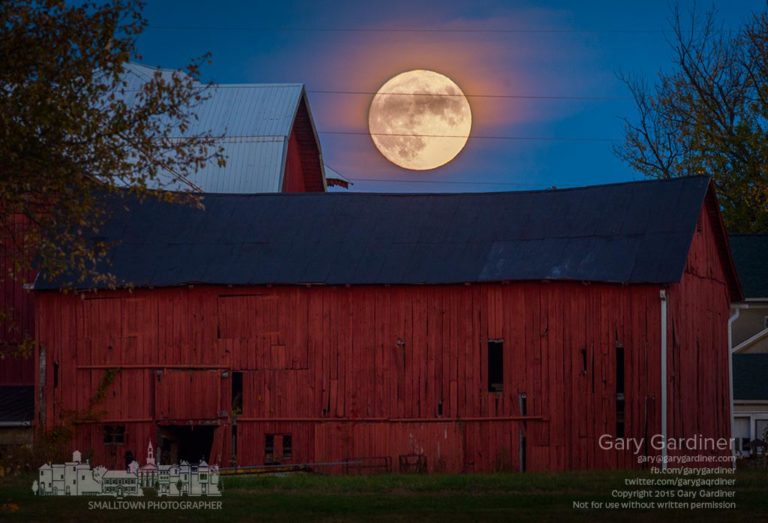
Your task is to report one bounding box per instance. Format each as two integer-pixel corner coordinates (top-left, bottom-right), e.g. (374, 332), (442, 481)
(345, 177), (579, 187)
(307, 89), (626, 101)
(197, 84), (625, 101)
(145, 24), (685, 35)
(319, 130), (619, 143)
(126, 65), (625, 101)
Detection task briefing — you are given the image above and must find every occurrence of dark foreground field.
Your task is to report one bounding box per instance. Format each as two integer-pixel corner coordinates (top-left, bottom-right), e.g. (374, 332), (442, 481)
(1, 469), (766, 522)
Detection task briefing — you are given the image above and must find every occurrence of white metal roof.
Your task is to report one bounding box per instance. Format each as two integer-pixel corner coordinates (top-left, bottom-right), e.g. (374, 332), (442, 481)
(122, 63), (320, 193)
(324, 165), (352, 186)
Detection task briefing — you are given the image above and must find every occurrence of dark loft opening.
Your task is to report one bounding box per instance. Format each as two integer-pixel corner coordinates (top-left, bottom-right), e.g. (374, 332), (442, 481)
(158, 425), (216, 465)
(616, 345), (625, 438)
(232, 371), (243, 414)
(488, 340), (504, 392)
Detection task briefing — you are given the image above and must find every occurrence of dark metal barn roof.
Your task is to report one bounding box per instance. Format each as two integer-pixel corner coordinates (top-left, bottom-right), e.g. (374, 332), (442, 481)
(36, 176), (715, 289)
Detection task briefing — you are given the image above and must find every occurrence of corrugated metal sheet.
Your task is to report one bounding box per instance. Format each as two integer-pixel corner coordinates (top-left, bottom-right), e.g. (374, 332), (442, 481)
(122, 63), (305, 192)
(36, 177), (714, 289)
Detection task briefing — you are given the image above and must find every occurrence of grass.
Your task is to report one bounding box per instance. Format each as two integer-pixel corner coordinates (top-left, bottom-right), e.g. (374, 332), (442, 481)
(0, 469), (766, 522)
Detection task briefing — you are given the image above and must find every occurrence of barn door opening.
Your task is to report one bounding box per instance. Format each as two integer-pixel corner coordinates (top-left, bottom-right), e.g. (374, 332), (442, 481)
(158, 425), (217, 464)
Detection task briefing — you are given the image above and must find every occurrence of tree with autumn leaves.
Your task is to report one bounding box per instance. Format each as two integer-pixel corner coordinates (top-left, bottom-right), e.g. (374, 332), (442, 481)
(617, 6), (768, 233)
(0, 0), (223, 358)
(1, 0), (224, 282)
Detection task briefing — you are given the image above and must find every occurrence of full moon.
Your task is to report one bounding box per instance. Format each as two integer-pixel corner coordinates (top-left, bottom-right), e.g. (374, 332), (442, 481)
(368, 70), (472, 170)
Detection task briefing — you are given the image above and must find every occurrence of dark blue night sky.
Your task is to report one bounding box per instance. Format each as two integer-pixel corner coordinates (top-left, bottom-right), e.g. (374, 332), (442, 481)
(136, 1), (762, 192)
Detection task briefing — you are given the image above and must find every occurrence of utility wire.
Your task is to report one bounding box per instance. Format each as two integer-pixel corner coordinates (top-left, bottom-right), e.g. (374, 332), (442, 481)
(344, 177), (581, 187)
(145, 24), (685, 35)
(308, 89), (626, 101)
(319, 130), (619, 142)
(127, 63), (625, 101)
(197, 84), (625, 101)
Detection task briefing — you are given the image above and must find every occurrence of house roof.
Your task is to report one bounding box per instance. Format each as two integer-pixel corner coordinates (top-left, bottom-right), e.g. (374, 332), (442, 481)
(0, 386), (34, 423)
(104, 470), (137, 478)
(733, 354), (768, 400)
(121, 63), (325, 193)
(729, 234), (768, 299)
(35, 176), (735, 291)
(324, 165), (352, 189)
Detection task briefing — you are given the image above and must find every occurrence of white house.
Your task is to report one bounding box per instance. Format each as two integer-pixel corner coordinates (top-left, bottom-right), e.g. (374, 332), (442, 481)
(35, 450), (107, 496)
(34, 442), (220, 497)
(729, 234), (768, 457)
(157, 460), (221, 497)
(102, 466), (143, 497)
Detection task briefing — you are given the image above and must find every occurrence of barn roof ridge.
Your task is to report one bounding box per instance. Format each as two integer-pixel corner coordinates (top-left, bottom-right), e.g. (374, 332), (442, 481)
(36, 176), (731, 291)
(150, 174), (712, 198)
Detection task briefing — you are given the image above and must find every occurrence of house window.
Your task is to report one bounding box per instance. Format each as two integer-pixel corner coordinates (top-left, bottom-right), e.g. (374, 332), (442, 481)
(264, 434), (274, 464)
(232, 372), (243, 415)
(616, 345), (625, 438)
(283, 435), (292, 460)
(103, 425), (125, 445)
(487, 340), (504, 392)
(757, 419), (768, 442)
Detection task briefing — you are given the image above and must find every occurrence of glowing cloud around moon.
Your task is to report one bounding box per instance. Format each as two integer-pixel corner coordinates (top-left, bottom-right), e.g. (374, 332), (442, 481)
(368, 70), (472, 170)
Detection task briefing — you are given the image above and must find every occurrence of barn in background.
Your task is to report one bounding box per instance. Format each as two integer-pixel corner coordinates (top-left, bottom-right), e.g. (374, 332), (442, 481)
(123, 62), (342, 193)
(0, 62), (340, 453)
(33, 176), (741, 472)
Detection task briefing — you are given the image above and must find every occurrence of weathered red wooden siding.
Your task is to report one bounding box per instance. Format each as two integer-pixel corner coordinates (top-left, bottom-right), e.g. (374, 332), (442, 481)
(32, 194), (736, 473)
(0, 214), (35, 386)
(35, 281), (673, 472)
(665, 199), (733, 461)
(282, 130), (307, 192)
(282, 98), (325, 193)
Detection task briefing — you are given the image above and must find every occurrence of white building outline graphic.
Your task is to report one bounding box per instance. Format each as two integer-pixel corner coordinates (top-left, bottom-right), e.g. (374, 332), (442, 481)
(32, 441), (221, 497)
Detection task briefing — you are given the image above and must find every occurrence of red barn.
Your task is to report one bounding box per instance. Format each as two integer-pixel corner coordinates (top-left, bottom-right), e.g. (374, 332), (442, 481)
(0, 63), (340, 449)
(33, 176), (741, 472)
